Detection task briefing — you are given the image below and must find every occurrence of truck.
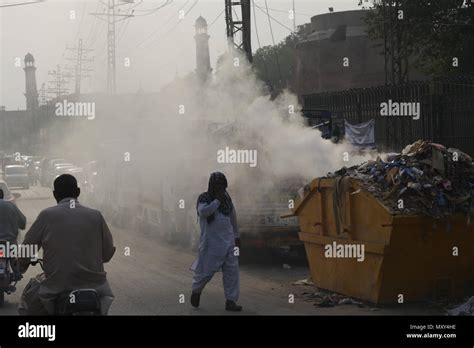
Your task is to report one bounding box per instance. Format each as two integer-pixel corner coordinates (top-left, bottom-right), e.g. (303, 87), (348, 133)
(88, 118), (306, 262)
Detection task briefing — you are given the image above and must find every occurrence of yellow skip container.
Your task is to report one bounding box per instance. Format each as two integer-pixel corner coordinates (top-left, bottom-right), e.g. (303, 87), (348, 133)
(287, 177), (474, 304)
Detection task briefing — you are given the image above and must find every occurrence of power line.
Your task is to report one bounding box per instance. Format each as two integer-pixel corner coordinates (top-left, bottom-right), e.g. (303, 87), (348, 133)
(117, 1), (174, 43)
(292, 0), (296, 33)
(209, 9), (225, 27)
(233, 6), (240, 21)
(263, 0), (282, 84)
(254, 3), (313, 17)
(136, 0), (190, 49)
(0, 1), (43, 8)
(47, 65), (70, 99)
(251, 0), (263, 49)
(90, 0), (134, 94)
(255, 3), (294, 34)
(85, 1), (103, 47)
(116, 2), (134, 43)
(132, 0), (173, 16)
(129, 0), (144, 11)
(251, 0), (270, 85)
(38, 83), (48, 106)
(73, 2), (88, 44)
(65, 38), (94, 95)
(128, 0), (143, 11)
(147, 0), (199, 51)
(117, 16), (132, 43)
(88, 19), (106, 48)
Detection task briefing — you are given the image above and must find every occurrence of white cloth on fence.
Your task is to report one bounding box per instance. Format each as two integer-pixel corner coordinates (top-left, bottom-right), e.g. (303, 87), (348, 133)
(344, 119), (375, 148)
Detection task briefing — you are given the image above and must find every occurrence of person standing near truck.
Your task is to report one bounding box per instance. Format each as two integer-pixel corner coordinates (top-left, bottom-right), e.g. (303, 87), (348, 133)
(190, 172), (242, 312)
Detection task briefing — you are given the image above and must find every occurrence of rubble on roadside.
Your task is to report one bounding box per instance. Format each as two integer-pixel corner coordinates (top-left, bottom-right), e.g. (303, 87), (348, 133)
(327, 140), (474, 218)
(299, 288), (368, 308)
(292, 278), (314, 286)
(447, 296), (474, 316)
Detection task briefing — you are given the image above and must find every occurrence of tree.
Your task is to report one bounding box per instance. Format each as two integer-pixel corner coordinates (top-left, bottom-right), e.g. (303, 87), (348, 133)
(252, 23), (312, 94)
(365, 0), (474, 78)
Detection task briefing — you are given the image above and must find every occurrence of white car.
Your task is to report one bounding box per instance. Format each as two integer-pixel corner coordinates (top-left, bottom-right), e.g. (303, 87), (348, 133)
(4, 165), (29, 189)
(64, 167), (84, 186)
(45, 162), (73, 187)
(53, 166), (84, 186)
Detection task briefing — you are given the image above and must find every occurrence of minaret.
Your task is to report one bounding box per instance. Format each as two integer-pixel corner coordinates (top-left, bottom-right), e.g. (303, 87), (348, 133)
(24, 53), (39, 110)
(194, 16), (212, 83)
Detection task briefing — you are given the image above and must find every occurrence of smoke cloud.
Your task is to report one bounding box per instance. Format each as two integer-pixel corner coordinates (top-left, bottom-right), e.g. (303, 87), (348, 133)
(49, 51), (369, 224)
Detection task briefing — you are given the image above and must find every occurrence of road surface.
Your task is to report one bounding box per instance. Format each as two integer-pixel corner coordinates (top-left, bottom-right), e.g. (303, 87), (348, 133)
(0, 185), (443, 315)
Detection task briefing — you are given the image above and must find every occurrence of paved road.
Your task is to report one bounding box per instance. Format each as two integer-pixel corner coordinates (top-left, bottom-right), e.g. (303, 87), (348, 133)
(0, 185), (443, 315)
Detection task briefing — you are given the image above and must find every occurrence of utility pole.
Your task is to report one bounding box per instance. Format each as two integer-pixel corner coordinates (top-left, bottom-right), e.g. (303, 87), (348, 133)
(38, 83), (48, 106)
(90, 0), (134, 95)
(65, 38), (94, 95)
(47, 65), (70, 99)
(225, 0), (252, 62)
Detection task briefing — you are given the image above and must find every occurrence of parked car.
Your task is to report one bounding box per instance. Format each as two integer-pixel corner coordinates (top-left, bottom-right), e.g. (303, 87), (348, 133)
(1, 155), (21, 172)
(39, 158), (66, 186)
(51, 164), (76, 180)
(54, 163), (74, 170)
(27, 159), (42, 184)
(64, 167), (84, 186)
(4, 165), (29, 189)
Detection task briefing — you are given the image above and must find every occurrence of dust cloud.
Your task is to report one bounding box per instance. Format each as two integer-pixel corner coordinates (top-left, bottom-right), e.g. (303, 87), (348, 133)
(48, 51), (368, 220)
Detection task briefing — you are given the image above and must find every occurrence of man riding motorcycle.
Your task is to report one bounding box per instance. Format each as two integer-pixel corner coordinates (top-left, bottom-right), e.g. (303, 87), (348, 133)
(18, 174), (115, 315)
(0, 188), (26, 278)
(0, 188), (26, 304)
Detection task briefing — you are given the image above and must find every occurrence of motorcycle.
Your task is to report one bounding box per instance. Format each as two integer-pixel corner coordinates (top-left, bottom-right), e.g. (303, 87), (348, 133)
(0, 240), (22, 307)
(31, 258), (102, 315)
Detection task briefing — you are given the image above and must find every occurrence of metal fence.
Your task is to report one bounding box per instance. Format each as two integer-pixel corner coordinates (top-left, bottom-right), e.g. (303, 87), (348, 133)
(302, 76), (474, 155)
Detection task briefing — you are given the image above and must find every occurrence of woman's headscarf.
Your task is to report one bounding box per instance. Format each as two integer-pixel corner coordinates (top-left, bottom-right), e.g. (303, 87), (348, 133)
(197, 172), (233, 223)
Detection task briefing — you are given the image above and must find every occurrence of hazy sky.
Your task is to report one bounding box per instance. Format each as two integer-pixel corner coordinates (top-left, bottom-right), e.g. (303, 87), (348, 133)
(0, 0), (360, 109)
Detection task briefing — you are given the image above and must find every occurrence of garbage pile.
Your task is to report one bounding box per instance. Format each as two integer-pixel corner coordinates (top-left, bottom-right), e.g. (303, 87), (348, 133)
(292, 278), (375, 308)
(298, 288), (372, 308)
(328, 140), (474, 218)
(447, 296), (474, 316)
